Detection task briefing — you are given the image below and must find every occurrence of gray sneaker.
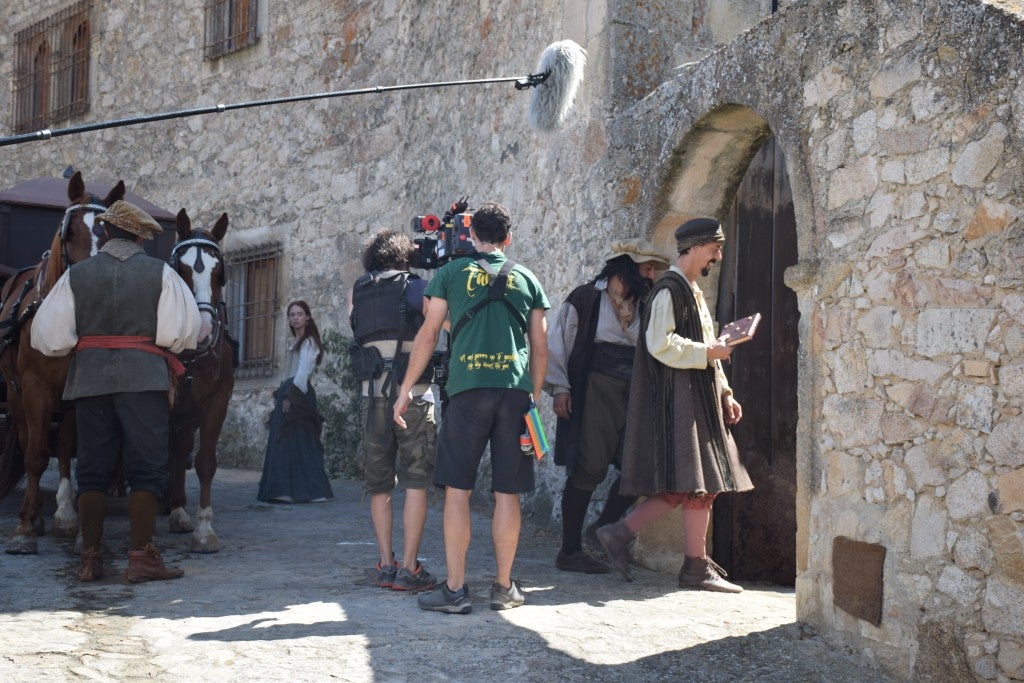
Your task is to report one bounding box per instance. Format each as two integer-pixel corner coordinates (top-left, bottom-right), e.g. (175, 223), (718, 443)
(489, 580), (525, 611)
(392, 562), (437, 592)
(417, 582), (472, 614)
(375, 560), (398, 588)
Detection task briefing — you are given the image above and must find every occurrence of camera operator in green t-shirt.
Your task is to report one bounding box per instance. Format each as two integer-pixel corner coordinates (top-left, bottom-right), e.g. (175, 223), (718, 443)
(393, 201), (549, 615)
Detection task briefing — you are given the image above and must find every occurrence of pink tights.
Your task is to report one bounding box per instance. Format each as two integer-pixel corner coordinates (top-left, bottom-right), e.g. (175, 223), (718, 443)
(621, 492), (716, 558)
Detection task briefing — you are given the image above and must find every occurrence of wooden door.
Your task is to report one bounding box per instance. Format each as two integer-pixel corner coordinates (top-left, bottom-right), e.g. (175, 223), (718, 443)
(712, 136), (799, 586)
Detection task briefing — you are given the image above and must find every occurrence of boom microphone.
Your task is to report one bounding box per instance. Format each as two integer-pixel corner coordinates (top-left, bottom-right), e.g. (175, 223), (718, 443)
(527, 40), (588, 134)
(0, 41), (587, 147)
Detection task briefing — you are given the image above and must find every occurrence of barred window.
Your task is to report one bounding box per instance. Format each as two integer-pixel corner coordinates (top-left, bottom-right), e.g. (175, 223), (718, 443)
(225, 243), (281, 379)
(204, 0), (259, 60)
(12, 1), (92, 134)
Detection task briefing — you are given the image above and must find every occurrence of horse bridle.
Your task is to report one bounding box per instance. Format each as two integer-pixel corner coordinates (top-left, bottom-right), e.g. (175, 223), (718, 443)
(59, 196), (108, 265)
(170, 236), (226, 353)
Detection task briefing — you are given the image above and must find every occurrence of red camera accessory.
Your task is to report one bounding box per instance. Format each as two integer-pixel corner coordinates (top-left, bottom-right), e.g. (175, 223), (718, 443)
(411, 215), (440, 233)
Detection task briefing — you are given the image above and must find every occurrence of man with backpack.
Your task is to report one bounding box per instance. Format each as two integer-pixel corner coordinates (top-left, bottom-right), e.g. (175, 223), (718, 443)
(393, 201), (549, 614)
(348, 230), (438, 594)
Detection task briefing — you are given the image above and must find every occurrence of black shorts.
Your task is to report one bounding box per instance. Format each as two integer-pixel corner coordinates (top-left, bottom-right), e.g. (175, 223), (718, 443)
(433, 388), (534, 494)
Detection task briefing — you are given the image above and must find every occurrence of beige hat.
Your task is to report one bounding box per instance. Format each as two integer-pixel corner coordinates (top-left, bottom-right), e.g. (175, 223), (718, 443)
(605, 238), (671, 270)
(97, 200), (162, 240)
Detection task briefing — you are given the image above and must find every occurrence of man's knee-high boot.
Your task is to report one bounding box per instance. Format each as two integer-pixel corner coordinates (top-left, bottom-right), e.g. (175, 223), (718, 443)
(125, 490), (184, 582)
(77, 490), (106, 581)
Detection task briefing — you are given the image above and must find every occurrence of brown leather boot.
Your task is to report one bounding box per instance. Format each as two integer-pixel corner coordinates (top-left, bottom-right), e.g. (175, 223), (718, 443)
(678, 555), (743, 593)
(125, 544), (184, 582)
(78, 548), (103, 582)
(596, 521), (635, 582)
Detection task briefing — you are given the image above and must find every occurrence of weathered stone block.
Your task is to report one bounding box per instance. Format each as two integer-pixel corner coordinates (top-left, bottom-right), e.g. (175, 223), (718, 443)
(987, 417), (1024, 468)
(829, 156), (879, 209)
(952, 123), (1008, 188)
(904, 147), (951, 186)
(998, 468), (1024, 514)
(823, 395), (886, 448)
(953, 528), (995, 573)
(997, 639), (1024, 680)
(937, 564), (983, 605)
(988, 517), (1024, 586)
(967, 198), (1016, 241)
(868, 58), (922, 99)
(954, 384), (994, 433)
(856, 306), (900, 347)
(910, 494), (947, 559)
(869, 349), (950, 386)
(983, 577), (1024, 637)
(916, 309), (997, 357)
(946, 470), (991, 521)
(905, 443), (946, 488)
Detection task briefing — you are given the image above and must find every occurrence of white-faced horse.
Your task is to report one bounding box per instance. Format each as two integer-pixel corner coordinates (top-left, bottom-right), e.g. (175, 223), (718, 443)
(166, 209), (235, 552)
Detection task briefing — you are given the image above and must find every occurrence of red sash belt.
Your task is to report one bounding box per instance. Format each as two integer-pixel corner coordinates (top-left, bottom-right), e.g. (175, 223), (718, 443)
(75, 335), (186, 376)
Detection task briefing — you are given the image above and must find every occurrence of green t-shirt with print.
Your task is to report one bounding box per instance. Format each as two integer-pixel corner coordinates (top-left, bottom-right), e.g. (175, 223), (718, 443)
(425, 251), (549, 397)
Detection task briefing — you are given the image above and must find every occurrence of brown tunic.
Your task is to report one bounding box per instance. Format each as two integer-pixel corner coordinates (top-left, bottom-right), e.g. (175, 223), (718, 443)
(620, 271), (753, 497)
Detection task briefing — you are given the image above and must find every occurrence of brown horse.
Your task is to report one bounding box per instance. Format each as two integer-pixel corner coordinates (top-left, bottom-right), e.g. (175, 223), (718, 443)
(166, 208), (235, 553)
(0, 171), (125, 554)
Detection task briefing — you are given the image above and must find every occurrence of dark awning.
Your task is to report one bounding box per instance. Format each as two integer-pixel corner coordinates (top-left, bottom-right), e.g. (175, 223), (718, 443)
(0, 177), (176, 221)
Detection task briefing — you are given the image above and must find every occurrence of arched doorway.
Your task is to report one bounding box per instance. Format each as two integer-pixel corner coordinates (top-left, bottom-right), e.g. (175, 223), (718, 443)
(644, 106), (800, 586)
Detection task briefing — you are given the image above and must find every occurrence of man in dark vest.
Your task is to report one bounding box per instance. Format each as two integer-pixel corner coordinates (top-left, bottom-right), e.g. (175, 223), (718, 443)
(597, 217), (753, 593)
(32, 200), (202, 583)
(544, 238), (669, 573)
(347, 229), (437, 593)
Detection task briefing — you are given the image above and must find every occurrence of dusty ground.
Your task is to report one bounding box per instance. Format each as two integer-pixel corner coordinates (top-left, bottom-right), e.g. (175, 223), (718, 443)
(0, 468), (894, 682)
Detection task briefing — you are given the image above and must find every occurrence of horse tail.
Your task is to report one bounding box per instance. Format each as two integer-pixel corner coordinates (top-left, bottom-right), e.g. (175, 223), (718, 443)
(0, 425), (26, 502)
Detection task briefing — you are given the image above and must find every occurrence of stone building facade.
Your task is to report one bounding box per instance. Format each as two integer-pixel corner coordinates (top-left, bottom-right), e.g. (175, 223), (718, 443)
(2, 0), (1024, 679)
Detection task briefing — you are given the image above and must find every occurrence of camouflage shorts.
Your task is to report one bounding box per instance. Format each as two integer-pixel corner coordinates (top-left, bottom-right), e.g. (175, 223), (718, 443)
(359, 396), (437, 493)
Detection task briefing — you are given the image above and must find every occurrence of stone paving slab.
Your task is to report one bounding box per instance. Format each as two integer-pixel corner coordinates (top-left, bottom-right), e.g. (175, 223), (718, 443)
(0, 468), (893, 682)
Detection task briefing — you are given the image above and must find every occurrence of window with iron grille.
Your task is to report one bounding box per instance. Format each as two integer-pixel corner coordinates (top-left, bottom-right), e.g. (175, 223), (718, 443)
(225, 243), (281, 378)
(12, 1), (92, 134)
(204, 0), (259, 59)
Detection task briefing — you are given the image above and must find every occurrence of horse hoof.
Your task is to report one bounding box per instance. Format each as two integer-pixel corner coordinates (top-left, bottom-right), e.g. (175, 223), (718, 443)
(168, 509), (193, 534)
(5, 535), (39, 555)
(191, 535), (220, 554)
(52, 517), (80, 539)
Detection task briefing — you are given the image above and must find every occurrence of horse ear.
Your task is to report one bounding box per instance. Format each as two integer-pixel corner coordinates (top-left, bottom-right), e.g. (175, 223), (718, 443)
(212, 213), (229, 242)
(104, 180), (126, 206)
(68, 171), (84, 202)
(176, 209), (191, 241)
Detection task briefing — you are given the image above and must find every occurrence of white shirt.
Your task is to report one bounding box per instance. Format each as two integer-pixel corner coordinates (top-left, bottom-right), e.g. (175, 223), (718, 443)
(31, 264), (202, 357)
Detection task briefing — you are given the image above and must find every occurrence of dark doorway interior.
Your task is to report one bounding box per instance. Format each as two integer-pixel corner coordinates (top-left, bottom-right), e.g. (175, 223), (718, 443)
(712, 135), (799, 586)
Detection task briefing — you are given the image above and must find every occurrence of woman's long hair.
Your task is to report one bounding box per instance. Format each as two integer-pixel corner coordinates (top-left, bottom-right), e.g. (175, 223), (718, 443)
(287, 300), (324, 366)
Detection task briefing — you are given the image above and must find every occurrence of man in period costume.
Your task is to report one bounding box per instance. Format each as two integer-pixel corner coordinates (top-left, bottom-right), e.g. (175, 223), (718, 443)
(596, 217), (753, 593)
(32, 200), (202, 582)
(544, 238), (670, 573)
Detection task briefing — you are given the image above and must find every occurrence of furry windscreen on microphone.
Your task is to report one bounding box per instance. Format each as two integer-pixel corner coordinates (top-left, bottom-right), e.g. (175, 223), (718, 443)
(528, 40), (587, 134)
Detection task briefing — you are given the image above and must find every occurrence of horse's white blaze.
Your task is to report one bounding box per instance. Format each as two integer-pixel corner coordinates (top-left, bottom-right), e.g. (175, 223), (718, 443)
(182, 246), (218, 325)
(84, 212), (100, 256)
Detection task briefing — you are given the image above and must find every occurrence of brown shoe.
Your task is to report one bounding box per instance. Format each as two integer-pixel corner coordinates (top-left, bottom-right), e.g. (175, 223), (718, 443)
(596, 521), (635, 582)
(125, 544), (184, 583)
(78, 548), (103, 582)
(555, 550), (611, 574)
(678, 555), (743, 593)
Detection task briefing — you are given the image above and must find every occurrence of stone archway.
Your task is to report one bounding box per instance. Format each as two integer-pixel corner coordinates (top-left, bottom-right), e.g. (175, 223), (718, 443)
(634, 103), (804, 586)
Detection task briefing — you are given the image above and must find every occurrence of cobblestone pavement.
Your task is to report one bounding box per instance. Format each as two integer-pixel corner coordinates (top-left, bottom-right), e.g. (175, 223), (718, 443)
(0, 468), (894, 682)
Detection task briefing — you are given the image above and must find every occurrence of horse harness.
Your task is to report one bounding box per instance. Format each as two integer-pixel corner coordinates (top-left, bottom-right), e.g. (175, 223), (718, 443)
(0, 200), (108, 367)
(169, 234), (239, 417)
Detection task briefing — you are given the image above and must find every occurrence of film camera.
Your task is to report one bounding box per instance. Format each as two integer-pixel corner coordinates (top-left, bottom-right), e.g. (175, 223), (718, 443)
(410, 196), (476, 269)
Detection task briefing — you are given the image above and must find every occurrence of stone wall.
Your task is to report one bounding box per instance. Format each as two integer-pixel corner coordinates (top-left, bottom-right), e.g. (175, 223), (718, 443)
(599, 0), (1024, 678)
(5, 0), (1024, 679)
